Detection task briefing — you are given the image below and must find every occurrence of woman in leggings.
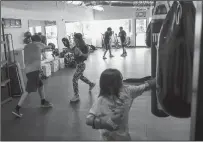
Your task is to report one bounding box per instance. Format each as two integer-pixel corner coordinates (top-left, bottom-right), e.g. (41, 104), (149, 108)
(69, 33), (96, 102)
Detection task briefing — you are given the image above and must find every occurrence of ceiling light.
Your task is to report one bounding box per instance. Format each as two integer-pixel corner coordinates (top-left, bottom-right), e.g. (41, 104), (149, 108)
(66, 1), (83, 5)
(92, 5), (104, 11)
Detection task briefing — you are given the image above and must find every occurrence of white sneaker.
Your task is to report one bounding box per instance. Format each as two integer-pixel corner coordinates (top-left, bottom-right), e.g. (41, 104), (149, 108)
(70, 95), (80, 103)
(12, 109), (23, 118)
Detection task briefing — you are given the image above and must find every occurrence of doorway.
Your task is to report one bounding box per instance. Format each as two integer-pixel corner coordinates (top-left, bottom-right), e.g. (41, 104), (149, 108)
(45, 25), (58, 48)
(135, 19), (147, 47)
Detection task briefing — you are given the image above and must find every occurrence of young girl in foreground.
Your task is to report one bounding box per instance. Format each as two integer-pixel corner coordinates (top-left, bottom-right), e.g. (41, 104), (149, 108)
(86, 69), (156, 140)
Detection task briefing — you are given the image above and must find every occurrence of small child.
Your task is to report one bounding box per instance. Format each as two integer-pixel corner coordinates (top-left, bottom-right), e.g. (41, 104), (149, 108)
(86, 68), (156, 141)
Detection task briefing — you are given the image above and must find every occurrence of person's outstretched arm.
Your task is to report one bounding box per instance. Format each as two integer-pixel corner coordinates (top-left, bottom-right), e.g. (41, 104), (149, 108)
(127, 78), (156, 99)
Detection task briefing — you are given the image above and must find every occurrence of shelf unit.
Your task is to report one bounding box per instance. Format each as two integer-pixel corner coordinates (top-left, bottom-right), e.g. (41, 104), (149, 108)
(1, 19), (12, 105)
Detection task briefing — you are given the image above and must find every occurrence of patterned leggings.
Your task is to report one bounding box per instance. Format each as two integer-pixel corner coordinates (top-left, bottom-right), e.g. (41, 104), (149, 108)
(73, 62), (92, 96)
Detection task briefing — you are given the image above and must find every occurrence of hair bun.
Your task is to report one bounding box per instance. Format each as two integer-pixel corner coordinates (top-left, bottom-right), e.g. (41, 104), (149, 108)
(74, 33), (83, 39)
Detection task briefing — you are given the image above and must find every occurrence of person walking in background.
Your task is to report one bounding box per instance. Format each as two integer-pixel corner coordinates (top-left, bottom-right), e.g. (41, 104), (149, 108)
(118, 27), (127, 57)
(103, 27), (114, 59)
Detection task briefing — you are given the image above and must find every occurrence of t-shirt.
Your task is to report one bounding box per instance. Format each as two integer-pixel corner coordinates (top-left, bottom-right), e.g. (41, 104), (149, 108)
(104, 31), (112, 44)
(119, 30), (126, 42)
(24, 42), (46, 73)
(73, 45), (89, 64)
(89, 83), (149, 141)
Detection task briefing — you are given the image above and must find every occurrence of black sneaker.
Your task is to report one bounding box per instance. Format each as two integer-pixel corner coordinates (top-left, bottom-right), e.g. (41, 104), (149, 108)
(41, 100), (53, 108)
(89, 83), (96, 91)
(12, 109), (23, 118)
(103, 56), (107, 59)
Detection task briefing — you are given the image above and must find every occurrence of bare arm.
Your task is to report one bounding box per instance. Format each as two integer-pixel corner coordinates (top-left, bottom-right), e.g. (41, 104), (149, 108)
(40, 43), (51, 52)
(128, 78), (156, 99)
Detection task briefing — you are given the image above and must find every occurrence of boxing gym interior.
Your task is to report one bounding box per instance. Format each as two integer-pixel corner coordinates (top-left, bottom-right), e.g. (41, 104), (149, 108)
(1, 1), (203, 141)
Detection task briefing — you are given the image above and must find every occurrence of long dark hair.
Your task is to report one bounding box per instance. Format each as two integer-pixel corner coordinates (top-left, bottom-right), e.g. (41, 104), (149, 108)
(99, 69), (123, 98)
(74, 33), (86, 48)
(62, 37), (70, 48)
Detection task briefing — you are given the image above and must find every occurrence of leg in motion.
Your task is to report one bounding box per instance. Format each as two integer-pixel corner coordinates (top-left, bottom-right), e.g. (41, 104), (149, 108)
(12, 92), (29, 117)
(103, 43), (108, 59)
(71, 64), (84, 102)
(108, 44), (114, 58)
(79, 63), (96, 91)
(38, 85), (53, 108)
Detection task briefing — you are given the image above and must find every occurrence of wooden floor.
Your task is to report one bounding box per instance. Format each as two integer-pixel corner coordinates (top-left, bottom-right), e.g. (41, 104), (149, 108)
(1, 48), (190, 141)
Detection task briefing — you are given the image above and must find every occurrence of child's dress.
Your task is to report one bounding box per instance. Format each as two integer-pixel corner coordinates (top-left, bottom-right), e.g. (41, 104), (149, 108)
(89, 83), (149, 141)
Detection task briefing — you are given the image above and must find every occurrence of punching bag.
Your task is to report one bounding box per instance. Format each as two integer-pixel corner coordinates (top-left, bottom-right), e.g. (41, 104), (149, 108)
(151, 1), (170, 117)
(157, 1), (196, 118)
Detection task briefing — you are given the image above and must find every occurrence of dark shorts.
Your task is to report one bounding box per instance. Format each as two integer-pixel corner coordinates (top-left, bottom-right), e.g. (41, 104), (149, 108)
(104, 42), (110, 50)
(120, 38), (126, 46)
(26, 70), (43, 93)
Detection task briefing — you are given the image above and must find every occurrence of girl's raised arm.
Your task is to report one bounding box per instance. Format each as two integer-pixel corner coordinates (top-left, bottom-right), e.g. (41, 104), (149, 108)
(127, 78), (156, 99)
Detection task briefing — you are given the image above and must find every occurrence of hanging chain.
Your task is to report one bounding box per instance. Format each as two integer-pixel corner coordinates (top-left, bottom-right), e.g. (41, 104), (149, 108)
(176, 1), (183, 25)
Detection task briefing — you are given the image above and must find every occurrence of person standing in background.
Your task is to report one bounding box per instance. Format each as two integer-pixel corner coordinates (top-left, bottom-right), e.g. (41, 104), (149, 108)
(103, 27), (114, 60)
(118, 27), (127, 57)
(38, 32), (47, 45)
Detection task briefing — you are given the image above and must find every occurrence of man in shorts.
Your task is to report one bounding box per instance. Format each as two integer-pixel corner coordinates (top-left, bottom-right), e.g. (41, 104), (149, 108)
(118, 27), (127, 57)
(103, 27), (114, 59)
(12, 34), (53, 118)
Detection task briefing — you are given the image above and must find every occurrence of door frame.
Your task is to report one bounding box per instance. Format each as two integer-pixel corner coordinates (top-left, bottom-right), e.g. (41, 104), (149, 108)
(135, 18), (147, 47)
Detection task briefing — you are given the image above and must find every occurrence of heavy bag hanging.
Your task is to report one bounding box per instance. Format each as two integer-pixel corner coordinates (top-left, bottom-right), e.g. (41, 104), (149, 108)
(146, 2), (170, 47)
(151, 2), (170, 118)
(157, 1), (196, 118)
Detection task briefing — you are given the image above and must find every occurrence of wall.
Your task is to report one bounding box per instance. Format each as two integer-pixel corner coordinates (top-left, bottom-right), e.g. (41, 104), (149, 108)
(94, 6), (150, 20)
(94, 6), (151, 46)
(1, 3), (94, 50)
(28, 20), (46, 35)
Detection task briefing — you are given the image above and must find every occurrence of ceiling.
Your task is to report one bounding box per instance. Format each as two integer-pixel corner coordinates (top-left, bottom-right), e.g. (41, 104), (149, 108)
(61, 1), (154, 11)
(1, 1), (154, 12)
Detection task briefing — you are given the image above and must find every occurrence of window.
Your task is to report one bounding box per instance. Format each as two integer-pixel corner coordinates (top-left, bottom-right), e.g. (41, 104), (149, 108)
(35, 26), (42, 33)
(45, 25), (58, 48)
(29, 27), (34, 35)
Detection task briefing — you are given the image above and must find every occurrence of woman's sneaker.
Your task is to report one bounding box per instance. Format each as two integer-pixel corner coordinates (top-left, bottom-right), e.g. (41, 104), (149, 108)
(70, 95), (80, 103)
(89, 83), (96, 91)
(103, 56), (107, 59)
(110, 55), (114, 58)
(12, 108), (23, 118)
(41, 100), (53, 108)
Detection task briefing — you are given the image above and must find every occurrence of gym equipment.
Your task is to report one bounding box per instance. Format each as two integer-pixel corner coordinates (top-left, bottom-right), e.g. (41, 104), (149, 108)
(151, 1), (170, 117)
(8, 63), (24, 97)
(190, 2), (203, 140)
(1, 20), (12, 104)
(157, 1), (196, 118)
(24, 31), (32, 38)
(64, 52), (76, 68)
